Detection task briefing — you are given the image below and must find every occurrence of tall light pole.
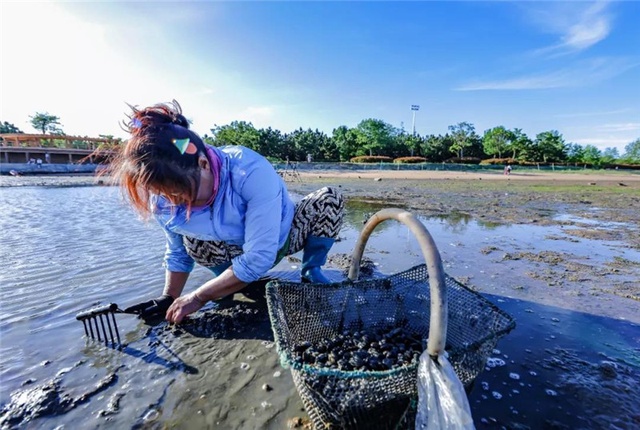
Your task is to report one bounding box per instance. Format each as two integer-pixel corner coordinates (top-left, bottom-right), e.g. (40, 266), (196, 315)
(411, 105), (420, 136)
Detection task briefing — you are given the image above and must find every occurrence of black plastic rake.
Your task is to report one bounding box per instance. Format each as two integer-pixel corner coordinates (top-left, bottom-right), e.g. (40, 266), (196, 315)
(76, 303), (123, 348)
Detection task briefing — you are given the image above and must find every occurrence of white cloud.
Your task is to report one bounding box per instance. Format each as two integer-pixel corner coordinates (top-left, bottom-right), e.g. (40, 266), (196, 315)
(524, 1), (613, 57)
(242, 106), (276, 118)
(572, 137), (634, 149)
(597, 123), (640, 132)
(236, 105), (278, 128)
(456, 57), (638, 91)
(555, 108), (632, 118)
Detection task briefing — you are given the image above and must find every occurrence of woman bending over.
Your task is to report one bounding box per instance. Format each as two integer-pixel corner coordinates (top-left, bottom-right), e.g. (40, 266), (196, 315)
(110, 101), (344, 324)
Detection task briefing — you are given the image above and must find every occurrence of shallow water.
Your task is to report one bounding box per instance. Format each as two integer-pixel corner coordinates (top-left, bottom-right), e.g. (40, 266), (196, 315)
(0, 186), (638, 429)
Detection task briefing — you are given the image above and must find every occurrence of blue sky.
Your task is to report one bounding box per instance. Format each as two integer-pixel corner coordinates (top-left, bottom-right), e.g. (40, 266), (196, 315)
(2, 1), (639, 152)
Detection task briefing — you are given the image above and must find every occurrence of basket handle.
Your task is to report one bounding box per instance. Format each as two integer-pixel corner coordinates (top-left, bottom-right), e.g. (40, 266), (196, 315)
(348, 208), (447, 357)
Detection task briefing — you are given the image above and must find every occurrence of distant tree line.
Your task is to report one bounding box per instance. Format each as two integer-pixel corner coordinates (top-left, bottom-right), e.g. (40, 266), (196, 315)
(204, 119), (640, 167)
(2, 114), (639, 166)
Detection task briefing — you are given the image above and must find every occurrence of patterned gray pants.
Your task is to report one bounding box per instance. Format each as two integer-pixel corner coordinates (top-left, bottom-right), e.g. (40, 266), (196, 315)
(183, 187), (344, 268)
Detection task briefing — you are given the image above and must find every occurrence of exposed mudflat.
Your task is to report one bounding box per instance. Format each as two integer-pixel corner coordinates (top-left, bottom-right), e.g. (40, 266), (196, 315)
(287, 170), (640, 316)
(1, 170), (638, 429)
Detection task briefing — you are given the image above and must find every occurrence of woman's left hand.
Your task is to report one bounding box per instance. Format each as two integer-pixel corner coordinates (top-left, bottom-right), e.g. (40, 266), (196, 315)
(165, 293), (205, 324)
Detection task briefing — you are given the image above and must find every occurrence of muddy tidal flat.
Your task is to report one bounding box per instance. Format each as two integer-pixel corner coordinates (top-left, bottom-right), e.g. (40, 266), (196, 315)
(287, 169), (640, 320)
(1, 169), (639, 429)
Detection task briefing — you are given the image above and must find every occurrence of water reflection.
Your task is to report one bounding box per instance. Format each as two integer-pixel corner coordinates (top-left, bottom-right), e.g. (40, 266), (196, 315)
(343, 200), (501, 234)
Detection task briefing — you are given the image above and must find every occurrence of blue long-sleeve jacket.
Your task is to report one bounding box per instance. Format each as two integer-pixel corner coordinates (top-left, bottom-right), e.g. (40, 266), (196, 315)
(152, 145), (295, 283)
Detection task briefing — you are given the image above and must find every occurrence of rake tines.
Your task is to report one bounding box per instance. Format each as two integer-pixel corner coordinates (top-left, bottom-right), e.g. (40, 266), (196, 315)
(76, 303), (122, 348)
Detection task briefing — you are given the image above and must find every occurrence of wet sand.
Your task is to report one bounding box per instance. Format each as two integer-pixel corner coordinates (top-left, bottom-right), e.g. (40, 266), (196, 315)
(1, 169), (639, 429)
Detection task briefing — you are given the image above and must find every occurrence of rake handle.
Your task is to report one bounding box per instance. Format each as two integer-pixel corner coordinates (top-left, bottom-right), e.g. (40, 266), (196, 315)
(348, 208), (448, 358)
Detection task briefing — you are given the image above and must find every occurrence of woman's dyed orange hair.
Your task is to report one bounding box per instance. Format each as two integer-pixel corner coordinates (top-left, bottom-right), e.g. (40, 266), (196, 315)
(107, 100), (208, 219)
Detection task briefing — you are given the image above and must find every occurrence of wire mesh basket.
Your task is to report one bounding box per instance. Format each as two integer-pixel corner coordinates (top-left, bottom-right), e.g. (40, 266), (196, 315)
(266, 209), (515, 429)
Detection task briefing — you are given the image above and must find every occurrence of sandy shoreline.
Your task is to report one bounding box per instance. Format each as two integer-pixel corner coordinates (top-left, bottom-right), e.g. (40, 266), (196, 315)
(2, 168), (639, 187)
(299, 168), (640, 183)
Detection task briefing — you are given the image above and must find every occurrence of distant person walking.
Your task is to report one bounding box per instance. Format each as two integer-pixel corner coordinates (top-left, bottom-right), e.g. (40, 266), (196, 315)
(45, 152), (51, 164)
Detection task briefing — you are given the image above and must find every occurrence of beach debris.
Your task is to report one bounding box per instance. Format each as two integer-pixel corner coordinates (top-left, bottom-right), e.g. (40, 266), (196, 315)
(97, 392), (125, 417)
(262, 383), (273, 392)
(0, 371), (119, 428)
(287, 416), (311, 428)
(260, 401), (272, 409)
(75, 303), (122, 348)
(142, 408), (160, 423)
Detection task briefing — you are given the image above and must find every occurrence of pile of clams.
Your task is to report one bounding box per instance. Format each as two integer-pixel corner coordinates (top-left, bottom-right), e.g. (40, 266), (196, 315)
(292, 327), (424, 372)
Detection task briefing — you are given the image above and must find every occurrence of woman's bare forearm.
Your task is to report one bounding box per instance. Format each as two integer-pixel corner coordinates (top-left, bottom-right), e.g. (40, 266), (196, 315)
(163, 270), (190, 298)
(193, 268), (248, 302)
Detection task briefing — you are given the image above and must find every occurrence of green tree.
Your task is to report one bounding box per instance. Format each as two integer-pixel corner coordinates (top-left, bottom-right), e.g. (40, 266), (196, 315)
(533, 130), (567, 163)
(285, 128), (330, 161)
(257, 127), (286, 160)
(421, 134), (453, 162)
(510, 128), (533, 161)
(355, 118), (397, 157)
(319, 135), (340, 161)
(332, 125), (359, 161)
(622, 138), (640, 163)
(565, 143), (585, 164)
(396, 132), (423, 158)
(581, 145), (602, 166)
(30, 112), (63, 135)
(601, 147), (619, 165)
(0, 121), (23, 133)
(448, 122), (475, 158)
(201, 133), (216, 146)
(210, 121), (261, 153)
(483, 126), (515, 159)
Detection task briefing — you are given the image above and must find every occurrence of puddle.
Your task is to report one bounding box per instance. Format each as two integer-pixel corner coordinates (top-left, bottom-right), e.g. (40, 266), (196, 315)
(554, 213), (635, 229)
(470, 295), (640, 429)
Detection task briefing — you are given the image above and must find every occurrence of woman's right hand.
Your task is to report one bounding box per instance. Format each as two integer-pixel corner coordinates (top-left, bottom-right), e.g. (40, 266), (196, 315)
(165, 293), (205, 324)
